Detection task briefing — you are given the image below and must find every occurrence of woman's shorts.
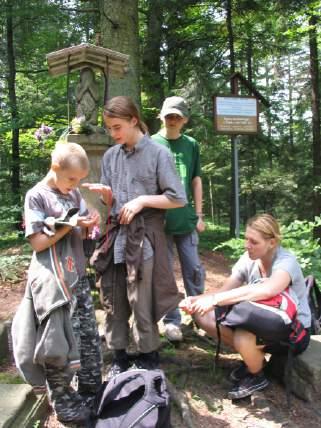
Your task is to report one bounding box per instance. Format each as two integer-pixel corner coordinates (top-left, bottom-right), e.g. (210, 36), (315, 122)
(215, 303), (310, 355)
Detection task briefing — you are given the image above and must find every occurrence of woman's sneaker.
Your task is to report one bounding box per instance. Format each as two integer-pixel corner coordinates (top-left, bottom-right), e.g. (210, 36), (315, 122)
(230, 362), (249, 382)
(228, 371), (269, 400)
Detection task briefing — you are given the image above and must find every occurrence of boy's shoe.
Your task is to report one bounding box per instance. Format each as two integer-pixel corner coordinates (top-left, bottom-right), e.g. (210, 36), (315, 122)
(133, 351), (160, 370)
(57, 405), (91, 425)
(230, 362), (249, 383)
(164, 323), (183, 342)
(228, 371), (269, 400)
(106, 350), (130, 381)
(79, 392), (97, 409)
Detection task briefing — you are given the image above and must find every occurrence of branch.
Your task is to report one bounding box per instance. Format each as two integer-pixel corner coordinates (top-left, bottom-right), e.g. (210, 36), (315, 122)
(103, 11), (119, 29)
(16, 69), (47, 74)
(59, 7), (99, 13)
(166, 379), (195, 428)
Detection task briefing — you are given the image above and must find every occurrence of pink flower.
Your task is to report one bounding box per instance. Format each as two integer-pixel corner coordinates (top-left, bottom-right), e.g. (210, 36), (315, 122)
(34, 124), (53, 145)
(90, 224), (100, 240)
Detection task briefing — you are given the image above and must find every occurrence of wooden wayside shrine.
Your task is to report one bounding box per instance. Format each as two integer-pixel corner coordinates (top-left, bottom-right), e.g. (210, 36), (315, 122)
(46, 43), (129, 78)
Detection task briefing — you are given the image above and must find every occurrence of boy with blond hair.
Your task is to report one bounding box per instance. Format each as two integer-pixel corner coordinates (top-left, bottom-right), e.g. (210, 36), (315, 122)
(12, 142), (102, 425)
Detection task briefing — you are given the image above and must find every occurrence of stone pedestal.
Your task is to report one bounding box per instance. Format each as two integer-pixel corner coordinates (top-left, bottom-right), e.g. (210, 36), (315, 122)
(67, 133), (113, 227)
(291, 335), (321, 401)
(0, 384), (48, 428)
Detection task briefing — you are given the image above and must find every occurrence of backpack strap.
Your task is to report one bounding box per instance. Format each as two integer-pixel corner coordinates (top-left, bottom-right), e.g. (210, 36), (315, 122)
(305, 275), (321, 334)
(119, 370), (169, 428)
(96, 371), (143, 416)
(215, 316), (221, 371)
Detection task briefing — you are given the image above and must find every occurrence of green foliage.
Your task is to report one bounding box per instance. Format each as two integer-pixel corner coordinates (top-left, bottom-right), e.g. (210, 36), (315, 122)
(0, 253), (31, 283)
(213, 217), (321, 283)
(214, 237), (245, 262)
(0, 231), (26, 251)
(0, 0), (321, 240)
(160, 341), (177, 358)
(91, 290), (102, 310)
(0, 372), (24, 384)
(0, 229), (31, 282)
(281, 217), (321, 281)
(199, 221), (230, 251)
(0, 206), (24, 234)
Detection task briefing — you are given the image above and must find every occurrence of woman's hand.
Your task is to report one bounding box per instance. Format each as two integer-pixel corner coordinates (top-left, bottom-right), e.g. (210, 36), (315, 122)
(118, 197), (144, 224)
(82, 183), (113, 206)
(179, 296), (200, 315)
(180, 294), (216, 316)
(190, 294), (216, 316)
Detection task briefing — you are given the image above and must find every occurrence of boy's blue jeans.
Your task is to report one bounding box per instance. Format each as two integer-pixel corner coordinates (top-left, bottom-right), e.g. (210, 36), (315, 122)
(163, 230), (205, 326)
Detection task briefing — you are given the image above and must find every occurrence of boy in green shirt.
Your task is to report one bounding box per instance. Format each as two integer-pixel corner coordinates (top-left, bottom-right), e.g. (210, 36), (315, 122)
(152, 96), (206, 341)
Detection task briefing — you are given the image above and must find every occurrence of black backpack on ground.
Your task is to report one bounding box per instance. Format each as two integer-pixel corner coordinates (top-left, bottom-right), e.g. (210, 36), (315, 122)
(91, 369), (171, 428)
(305, 275), (321, 334)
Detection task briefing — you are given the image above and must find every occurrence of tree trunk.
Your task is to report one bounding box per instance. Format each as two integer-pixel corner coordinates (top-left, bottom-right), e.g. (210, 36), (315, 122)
(142, 0), (164, 134)
(288, 55), (294, 151)
(265, 60), (273, 169)
(100, 0), (140, 105)
(6, 1), (21, 206)
(209, 176), (215, 225)
(246, 35), (256, 218)
(226, 0), (236, 236)
(308, 14), (321, 239)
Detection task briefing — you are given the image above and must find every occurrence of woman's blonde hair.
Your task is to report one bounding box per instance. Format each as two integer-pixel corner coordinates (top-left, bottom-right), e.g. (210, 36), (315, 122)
(246, 213), (281, 243)
(103, 96), (148, 134)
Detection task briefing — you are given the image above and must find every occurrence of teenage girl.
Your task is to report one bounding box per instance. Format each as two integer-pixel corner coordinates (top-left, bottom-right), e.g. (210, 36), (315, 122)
(83, 96), (186, 377)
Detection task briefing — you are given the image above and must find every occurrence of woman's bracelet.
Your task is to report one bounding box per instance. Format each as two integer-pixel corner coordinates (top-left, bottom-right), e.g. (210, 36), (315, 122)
(196, 212), (204, 218)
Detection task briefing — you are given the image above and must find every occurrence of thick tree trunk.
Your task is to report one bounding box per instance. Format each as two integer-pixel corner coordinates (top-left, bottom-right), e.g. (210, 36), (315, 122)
(308, 14), (321, 239)
(6, 1), (21, 206)
(288, 55), (294, 150)
(246, 35), (256, 218)
(265, 60), (273, 169)
(100, 0), (140, 105)
(226, 0), (236, 236)
(142, 0), (164, 134)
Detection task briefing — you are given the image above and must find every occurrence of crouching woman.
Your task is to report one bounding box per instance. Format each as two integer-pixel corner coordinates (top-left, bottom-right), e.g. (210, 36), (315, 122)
(180, 213), (311, 400)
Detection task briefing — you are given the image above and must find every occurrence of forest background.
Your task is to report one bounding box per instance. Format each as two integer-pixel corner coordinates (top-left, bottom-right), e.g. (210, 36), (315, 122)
(2, 0), (321, 282)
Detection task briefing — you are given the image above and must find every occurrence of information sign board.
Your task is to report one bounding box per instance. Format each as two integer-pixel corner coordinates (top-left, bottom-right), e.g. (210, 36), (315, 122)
(213, 96), (258, 134)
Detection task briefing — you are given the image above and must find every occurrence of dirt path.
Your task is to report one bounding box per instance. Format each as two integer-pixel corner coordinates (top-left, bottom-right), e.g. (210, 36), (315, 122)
(1, 250), (321, 427)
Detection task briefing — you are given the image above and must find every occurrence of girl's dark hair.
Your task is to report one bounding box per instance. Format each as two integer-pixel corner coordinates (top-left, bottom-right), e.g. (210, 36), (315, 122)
(103, 96), (148, 134)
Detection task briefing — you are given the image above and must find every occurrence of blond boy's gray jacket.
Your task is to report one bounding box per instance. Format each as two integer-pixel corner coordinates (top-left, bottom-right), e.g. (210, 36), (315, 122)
(12, 236), (80, 389)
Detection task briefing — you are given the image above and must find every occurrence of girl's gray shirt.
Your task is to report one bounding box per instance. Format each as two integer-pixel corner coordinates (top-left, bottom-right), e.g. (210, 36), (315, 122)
(231, 246), (311, 328)
(100, 134), (187, 264)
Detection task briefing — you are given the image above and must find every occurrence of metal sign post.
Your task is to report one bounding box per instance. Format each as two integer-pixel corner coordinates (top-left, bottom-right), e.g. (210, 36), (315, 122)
(214, 96), (258, 237)
(234, 136), (240, 237)
(212, 72), (269, 237)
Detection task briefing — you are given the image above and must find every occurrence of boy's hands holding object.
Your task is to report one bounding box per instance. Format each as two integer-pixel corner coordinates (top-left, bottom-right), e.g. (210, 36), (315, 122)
(77, 209), (100, 229)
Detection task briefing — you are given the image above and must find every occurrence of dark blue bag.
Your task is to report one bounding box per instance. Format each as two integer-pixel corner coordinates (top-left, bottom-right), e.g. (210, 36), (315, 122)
(92, 369), (171, 428)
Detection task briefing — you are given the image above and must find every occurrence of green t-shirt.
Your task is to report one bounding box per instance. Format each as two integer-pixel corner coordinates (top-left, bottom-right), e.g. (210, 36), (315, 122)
(151, 132), (201, 235)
